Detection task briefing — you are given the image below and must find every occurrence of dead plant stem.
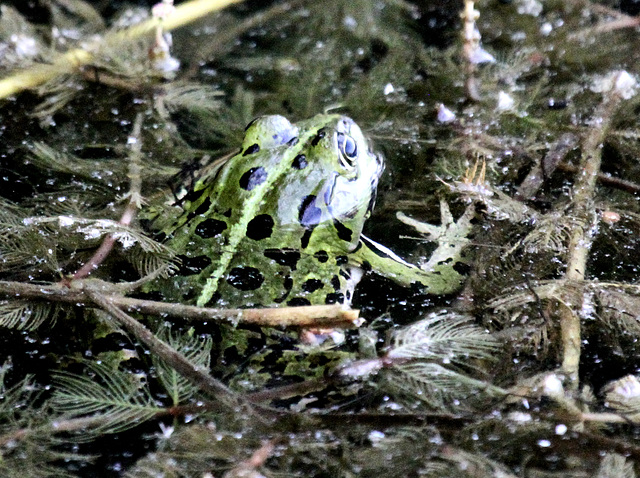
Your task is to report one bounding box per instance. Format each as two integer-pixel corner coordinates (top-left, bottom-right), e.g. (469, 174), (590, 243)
(559, 72), (629, 384)
(0, 280), (360, 328)
(72, 113), (144, 280)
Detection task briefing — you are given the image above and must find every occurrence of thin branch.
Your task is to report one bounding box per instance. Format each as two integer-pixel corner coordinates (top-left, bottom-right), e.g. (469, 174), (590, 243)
(460, 1), (495, 101)
(580, 412), (636, 424)
(461, 0), (481, 101)
(72, 113), (144, 280)
(558, 71), (635, 384)
(0, 401), (226, 448)
(0, 280), (361, 328)
(556, 162), (640, 195)
(223, 439), (277, 477)
(568, 5), (640, 40)
(246, 377), (329, 404)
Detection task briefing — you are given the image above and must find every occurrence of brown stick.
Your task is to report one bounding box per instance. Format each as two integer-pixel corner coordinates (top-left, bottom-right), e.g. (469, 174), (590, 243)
(559, 72), (633, 384)
(72, 114), (144, 280)
(0, 280), (361, 328)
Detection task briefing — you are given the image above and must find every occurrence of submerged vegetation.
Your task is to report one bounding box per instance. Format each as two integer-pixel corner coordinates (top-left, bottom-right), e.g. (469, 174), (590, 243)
(2, 0), (640, 475)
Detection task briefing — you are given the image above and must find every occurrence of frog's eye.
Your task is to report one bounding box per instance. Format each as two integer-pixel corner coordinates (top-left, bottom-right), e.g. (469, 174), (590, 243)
(337, 132), (358, 167)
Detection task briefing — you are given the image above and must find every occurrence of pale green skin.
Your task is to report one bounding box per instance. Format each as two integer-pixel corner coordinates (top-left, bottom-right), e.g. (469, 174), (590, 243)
(158, 114), (464, 308)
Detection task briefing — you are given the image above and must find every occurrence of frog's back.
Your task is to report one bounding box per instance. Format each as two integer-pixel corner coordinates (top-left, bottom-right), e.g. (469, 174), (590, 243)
(158, 114), (383, 308)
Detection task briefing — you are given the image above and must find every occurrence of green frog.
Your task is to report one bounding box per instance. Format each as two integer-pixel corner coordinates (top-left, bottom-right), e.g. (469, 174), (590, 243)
(154, 114), (469, 308)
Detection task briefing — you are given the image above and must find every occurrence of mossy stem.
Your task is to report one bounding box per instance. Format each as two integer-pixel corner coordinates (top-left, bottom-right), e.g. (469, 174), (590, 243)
(559, 72), (630, 385)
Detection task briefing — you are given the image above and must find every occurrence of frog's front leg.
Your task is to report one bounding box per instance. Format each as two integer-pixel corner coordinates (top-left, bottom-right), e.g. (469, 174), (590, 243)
(351, 200), (475, 295)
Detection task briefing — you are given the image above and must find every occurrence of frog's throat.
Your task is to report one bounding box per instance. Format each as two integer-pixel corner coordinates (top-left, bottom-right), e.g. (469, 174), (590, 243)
(195, 126), (325, 307)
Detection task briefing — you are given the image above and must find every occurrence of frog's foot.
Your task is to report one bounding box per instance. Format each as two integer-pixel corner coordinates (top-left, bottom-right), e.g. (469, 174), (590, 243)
(397, 199), (475, 275)
(350, 200), (474, 295)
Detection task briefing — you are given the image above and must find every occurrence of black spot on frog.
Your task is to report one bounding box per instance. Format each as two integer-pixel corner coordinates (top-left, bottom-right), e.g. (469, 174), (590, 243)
(314, 250), (329, 263)
(333, 219), (353, 242)
(242, 143), (260, 156)
(302, 279), (324, 293)
(195, 218), (227, 239)
(263, 248), (301, 269)
(287, 297), (311, 306)
(246, 214), (274, 240)
(311, 129), (327, 147)
(176, 255), (212, 275)
(227, 266), (264, 291)
(298, 195), (322, 227)
(239, 167), (268, 191)
(292, 154), (307, 170)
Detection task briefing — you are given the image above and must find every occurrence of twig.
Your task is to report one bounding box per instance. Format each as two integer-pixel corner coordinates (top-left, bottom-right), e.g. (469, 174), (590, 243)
(0, 280), (361, 328)
(246, 377), (328, 403)
(222, 439), (277, 478)
(72, 113), (144, 280)
(461, 1), (480, 101)
(580, 412), (636, 423)
(460, 0), (493, 101)
(515, 133), (579, 201)
(558, 71), (636, 384)
(0, 400), (236, 449)
(556, 162), (640, 195)
(568, 6), (640, 40)
(0, 0), (243, 100)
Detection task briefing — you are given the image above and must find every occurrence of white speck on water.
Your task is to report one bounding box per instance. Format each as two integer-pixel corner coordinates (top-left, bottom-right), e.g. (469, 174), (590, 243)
(469, 47), (495, 64)
(343, 16), (357, 29)
(497, 91), (515, 111)
(516, 0), (543, 16)
(437, 103), (456, 123)
(508, 412), (532, 423)
(614, 70), (637, 99)
(11, 34), (38, 58)
(542, 374), (564, 397)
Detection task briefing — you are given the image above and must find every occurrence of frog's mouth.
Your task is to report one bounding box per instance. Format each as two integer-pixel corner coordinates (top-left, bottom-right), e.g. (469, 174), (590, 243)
(324, 171), (375, 222)
(373, 150), (385, 179)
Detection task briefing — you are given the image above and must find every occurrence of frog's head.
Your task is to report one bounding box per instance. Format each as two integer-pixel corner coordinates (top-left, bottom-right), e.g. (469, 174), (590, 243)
(237, 114), (383, 250)
(242, 115), (300, 151)
(316, 114), (384, 218)
(287, 114), (384, 249)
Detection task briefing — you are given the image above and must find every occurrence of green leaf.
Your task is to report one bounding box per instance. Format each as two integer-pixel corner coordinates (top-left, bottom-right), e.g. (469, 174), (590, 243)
(51, 361), (163, 435)
(153, 327), (212, 406)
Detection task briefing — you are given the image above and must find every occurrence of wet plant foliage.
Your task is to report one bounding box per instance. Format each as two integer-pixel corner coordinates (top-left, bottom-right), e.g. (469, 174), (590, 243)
(2, 0), (640, 476)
